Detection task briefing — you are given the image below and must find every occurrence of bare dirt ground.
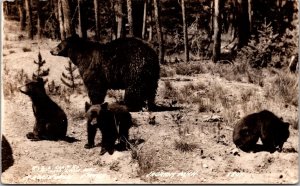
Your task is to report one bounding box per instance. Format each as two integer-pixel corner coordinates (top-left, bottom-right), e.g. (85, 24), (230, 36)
(1, 20), (299, 184)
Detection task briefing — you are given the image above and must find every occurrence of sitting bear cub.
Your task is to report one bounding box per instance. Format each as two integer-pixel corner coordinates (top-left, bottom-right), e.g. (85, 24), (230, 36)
(19, 77), (68, 141)
(85, 102), (133, 155)
(233, 110), (290, 153)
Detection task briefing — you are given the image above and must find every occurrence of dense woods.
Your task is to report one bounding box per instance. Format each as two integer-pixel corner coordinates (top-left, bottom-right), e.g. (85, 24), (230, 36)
(3, 0), (298, 67)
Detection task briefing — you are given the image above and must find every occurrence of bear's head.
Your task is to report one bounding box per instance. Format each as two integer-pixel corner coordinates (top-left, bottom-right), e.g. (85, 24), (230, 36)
(233, 124), (259, 152)
(19, 77), (47, 98)
(85, 102), (109, 126)
(279, 121), (290, 144)
(50, 34), (80, 57)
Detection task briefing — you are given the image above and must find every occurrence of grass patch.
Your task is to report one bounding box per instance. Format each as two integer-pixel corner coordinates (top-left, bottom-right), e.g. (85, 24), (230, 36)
(160, 66), (176, 77)
(197, 98), (214, 112)
(265, 72), (298, 106)
(9, 50), (15, 54)
(22, 47), (32, 52)
(132, 148), (159, 176)
(174, 62), (207, 76)
(163, 81), (178, 99)
(174, 140), (197, 152)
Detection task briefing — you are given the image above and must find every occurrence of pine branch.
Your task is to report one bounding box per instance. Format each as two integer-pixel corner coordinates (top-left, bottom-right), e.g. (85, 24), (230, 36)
(62, 73), (73, 81)
(61, 77), (74, 88)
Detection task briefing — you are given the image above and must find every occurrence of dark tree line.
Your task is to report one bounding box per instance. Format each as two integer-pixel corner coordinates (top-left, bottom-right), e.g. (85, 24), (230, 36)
(3, 0), (298, 63)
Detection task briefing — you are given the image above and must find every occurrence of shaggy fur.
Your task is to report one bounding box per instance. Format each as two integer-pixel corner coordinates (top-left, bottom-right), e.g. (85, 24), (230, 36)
(51, 35), (160, 111)
(19, 78), (68, 141)
(2, 135), (14, 172)
(233, 110), (290, 152)
(85, 102), (133, 155)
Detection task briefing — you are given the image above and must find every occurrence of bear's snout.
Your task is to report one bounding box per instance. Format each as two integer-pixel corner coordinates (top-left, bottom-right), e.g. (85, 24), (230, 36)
(50, 49), (57, 55)
(19, 85), (28, 94)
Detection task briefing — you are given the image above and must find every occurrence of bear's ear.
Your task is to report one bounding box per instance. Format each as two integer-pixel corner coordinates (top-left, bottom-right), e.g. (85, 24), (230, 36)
(85, 102), (91, 112)
(101, 102), (108, 110)
(37, 77), (45, 85)
(284, 122), (290, 128)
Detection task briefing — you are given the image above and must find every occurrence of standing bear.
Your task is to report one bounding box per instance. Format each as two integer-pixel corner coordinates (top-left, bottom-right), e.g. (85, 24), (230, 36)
(85, 102), (133, 155)
(50, 35), (160, 111)
(233, 110), (290, 153)
(19, 77), (68, 141)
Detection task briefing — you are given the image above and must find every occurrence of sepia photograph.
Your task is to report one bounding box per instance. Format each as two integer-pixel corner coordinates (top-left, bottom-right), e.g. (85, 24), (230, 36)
(1, 0), (299, 184)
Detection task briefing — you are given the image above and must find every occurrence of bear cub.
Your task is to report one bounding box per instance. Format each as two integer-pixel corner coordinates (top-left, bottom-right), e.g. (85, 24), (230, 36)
(233, 110), (290, 153)
(2, 135), (14, 172)
(85, 102), (133, 155)
(19, 77), (68, 141)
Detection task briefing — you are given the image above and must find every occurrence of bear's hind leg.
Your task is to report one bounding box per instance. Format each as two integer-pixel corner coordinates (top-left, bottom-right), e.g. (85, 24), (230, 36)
(145, 81), (158, 111)
(124, 85), (144, 111)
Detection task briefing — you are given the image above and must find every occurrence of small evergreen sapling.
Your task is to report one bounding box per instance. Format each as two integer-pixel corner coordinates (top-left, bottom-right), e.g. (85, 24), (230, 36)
(32, 51), (50, 80)
(61, 60), (83, 92)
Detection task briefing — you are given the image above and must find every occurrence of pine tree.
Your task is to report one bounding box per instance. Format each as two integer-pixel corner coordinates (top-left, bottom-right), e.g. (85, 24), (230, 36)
(32, 51), (50, 80)
(61, 60), (82, 91)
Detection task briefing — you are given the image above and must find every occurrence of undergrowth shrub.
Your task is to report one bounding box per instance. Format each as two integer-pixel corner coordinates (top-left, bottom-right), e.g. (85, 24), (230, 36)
(265, 72), (298, 106)
(174, 140), (197, 152)
(160, 66), (176, 77)
(237, 19), (298, 69)
(163, 81), (178, 99)
(175, 63), (207, 76)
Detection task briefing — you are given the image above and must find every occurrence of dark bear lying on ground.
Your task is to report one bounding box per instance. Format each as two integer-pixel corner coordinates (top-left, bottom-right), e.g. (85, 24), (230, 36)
(85, 102), (133, 155)
(19, 77), (68, 141)
(2, 135), (14, 172)
(233, 110), (290, 153)
(50, 35), (160, 111)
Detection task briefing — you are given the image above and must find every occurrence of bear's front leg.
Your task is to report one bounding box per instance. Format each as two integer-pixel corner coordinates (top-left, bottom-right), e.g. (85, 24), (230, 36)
(100, 134), (115, 155)
(27, 123), (43, 141)
(26, 132), (42, 141)
(84, 123), (97, 149)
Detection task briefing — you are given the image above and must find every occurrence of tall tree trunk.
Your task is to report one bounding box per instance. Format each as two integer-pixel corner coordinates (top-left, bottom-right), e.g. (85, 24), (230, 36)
(37, 0), (43, 39)
(209, 1), (214, 40)
(212, 0), (223, 62)
(4, 2), (9, 16)
(25, 0), (34, 39)
(61, 0), (74, 38)
(181, 0), (189, 63)
(115, 0), (125, 38)
(58, 0), (65, 39)
(142, 0), (147, 39)
(78, 0), (87, 39)
(248, 0), (252, 33)
(236, 0), (249, 48)
(53, 0), (59, 20)
(153, 0), (164, 64)
(127, 0), (133, 37)
(18, 1), (26, 31)
(148, 0), (153, 41)
(94, 0), (100, 40)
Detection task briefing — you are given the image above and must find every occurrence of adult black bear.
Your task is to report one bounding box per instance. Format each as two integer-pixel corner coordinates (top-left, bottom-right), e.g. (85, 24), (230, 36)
(2, 135), (14, 172)
(233, 110), (290, 153)
(85, 102), (133, 155)
(19, 78), (68, 141)
(50, 35), (160, 111)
